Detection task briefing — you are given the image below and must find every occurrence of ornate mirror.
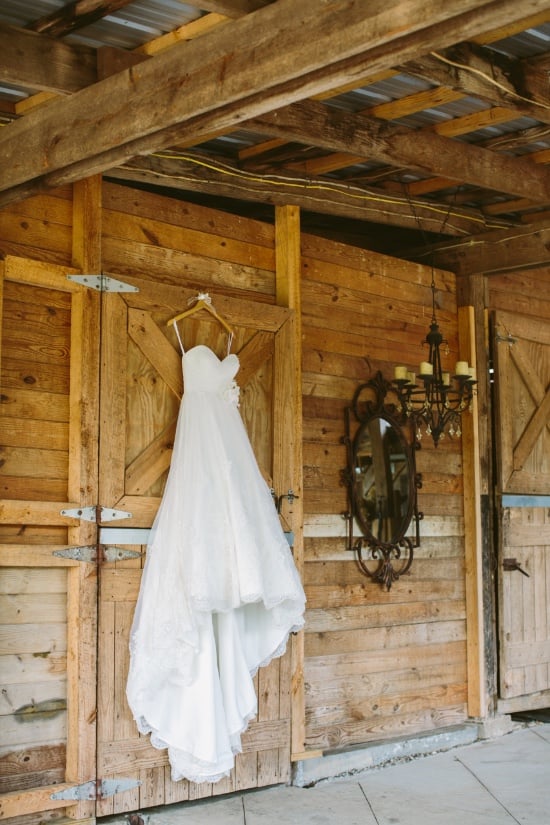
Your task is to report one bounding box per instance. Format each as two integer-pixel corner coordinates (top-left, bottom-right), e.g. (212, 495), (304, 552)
(342, 371), (422, 590)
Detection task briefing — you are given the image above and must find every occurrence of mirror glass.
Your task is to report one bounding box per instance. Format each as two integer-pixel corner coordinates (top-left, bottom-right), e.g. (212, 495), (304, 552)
(353, 415), (411, 545)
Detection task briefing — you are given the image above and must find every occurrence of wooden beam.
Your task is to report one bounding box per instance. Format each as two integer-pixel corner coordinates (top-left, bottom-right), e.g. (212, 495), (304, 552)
(67, 180), (102, 819)
(0, 23), (97, 93)
(251, 100), (550, 203)
(273, 205), (305, 758)
(402, 43), (550, 126)
(0, 0), (545, 204)
(108, 151), (507, 236)
(413, 218), (550, 275)
(458, 305), (486, 719)
(183, 0), (272, 16)
(28, 0), (137, 37)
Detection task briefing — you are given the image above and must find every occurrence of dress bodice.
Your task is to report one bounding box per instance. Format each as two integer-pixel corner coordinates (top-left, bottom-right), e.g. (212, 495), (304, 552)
(183, 345), (239, 393)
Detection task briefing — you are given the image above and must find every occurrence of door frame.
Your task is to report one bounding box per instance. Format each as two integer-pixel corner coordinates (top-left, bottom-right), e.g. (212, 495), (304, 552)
(0, 255), (100, 822)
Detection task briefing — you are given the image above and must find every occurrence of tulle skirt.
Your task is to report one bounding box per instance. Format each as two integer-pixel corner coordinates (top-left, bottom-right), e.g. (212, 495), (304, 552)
(127, 381), (305, 783)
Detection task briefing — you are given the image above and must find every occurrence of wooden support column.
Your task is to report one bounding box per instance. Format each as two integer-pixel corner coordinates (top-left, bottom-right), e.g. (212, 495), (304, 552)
(274, 204), (309, 760)
(66, 176), (102, 820)
(459, 304), (487, 719)
(458, 274), (498, 712)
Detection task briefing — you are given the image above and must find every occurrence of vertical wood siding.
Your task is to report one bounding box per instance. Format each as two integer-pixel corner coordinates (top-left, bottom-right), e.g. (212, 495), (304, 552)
(300, 233), (468, 750)
(1, 184), (471, 809)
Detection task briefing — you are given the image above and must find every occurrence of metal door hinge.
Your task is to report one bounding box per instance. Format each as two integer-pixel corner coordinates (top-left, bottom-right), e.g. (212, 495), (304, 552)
(51, 777), (141, 801)
(496, 331), (517, 345)
(60, 505), (132, 523)
(53, 545), (141, 562)
(67, 273), (139, 293)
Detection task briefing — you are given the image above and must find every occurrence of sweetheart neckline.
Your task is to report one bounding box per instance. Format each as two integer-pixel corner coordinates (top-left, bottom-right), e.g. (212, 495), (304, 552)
(182, 344), (238, 363)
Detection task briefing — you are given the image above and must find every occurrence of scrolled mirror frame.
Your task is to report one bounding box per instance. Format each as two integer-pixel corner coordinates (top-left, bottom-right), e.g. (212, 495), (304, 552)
(341, 371), (423, 590)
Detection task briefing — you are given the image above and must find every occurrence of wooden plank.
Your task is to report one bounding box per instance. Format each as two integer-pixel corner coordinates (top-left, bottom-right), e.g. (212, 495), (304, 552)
(126, 280), (287, 332)
(3, 255), (80, 291)
(113, 601), (135, 741)
(103, 236), (275, 298)
(0, 783), (73, 819)
(0, 446), (68, 481)
(0, 386), (69, 423)
(306, 682), (467, 728)
(458, 305), (485, 718)
(128, 308), (183, 398)
(274, 204), (305, 761)
(97, 601), (116, 750)
(305, 620), (466, 658)
(306, 599), (465, 634)
(0, 211), (72, 258)
(98, 294), (128, 508)
(103, 181), (275, 248)
(99, 719), (290, 774)
(305, 557), (463, 586)
(102, 207), (275, 272)
(305, 534), (464, 563)
(0, 417), (68, 451)
(124, 419), (176, 496)
(305, 580), (464, 610)
(304, 513), (464, 538)
(0, 622), (66, 656)
(66, 179), (101, 822)
(305, 705), (467, 750)
(0, 743), (65, 795)
(0, 592), (65, 624)
(305, 659), (467, 705)
(305, 640), (467, 678)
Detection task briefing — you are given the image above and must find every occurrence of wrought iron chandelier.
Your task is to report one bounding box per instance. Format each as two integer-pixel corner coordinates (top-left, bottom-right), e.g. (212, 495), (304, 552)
(392, 276), (476, 447)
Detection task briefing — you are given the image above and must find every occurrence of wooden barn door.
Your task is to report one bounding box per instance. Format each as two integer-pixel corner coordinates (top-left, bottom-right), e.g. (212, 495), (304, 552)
(0, 256), (99, 822)
(493, 309), (550, 711)
(94, 275), (297, 816)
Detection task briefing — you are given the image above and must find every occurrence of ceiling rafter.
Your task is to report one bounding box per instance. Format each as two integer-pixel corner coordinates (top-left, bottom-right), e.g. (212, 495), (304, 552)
(28, 0), (137, 37)
(107, 149), (508, 236)
(182, 0), (272, 17)
(250, 100), (550, 202)
(413, 217), (550, 275)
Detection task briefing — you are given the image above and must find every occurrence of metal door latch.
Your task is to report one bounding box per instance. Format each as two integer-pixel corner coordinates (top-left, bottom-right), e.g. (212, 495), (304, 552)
(503, 558), (530, 577)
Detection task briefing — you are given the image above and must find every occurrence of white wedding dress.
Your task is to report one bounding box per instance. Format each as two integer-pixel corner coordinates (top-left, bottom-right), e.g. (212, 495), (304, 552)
(126, 337), (306, 784)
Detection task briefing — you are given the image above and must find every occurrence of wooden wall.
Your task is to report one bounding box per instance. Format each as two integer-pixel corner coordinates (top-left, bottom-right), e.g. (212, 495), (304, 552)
(300, 234), (468, 750)
(1, 182), (470, 801)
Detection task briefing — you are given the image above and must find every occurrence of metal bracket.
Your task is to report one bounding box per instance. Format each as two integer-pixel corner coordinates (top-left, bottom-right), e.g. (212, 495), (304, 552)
(501, 494), (550, 508)
(60, 505), (132, 523)
(53, 545), (141, 562)
(503, 557), (530, 577)
(67, 273), (139, 293)
(496, 331), (517, 345)
(51, 777), (141, 801)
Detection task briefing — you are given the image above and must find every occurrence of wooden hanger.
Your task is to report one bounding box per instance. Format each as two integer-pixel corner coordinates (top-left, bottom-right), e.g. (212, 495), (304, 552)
(167, 293), (234, 336)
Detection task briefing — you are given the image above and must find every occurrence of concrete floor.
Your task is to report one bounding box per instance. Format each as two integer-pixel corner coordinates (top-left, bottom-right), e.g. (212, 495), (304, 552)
(107, 722), (550, 825)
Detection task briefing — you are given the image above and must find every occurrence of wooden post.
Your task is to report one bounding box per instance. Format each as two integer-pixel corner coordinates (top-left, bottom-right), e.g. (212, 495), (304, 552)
(459, 304), (487, 718)
(274, 205), (307, 760)
(66, 176), (102, 820)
